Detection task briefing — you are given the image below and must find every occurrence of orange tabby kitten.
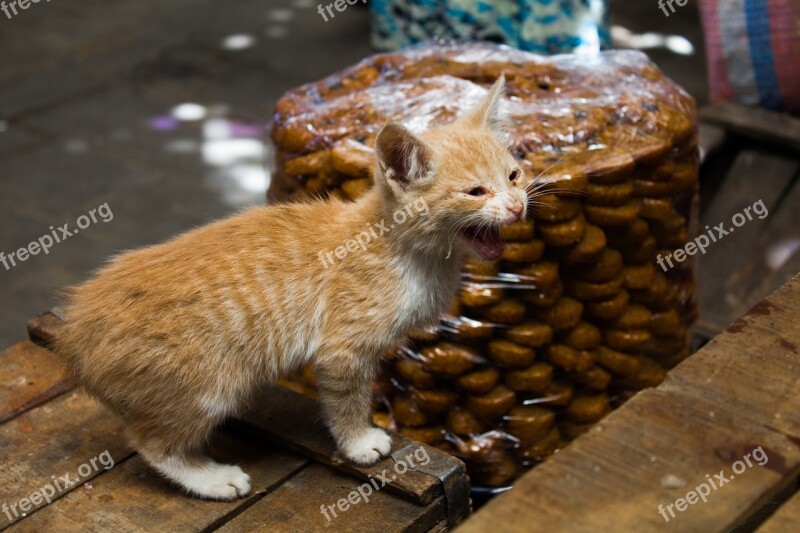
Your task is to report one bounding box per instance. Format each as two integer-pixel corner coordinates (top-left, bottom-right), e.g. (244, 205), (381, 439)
(55, 77), (529, 500)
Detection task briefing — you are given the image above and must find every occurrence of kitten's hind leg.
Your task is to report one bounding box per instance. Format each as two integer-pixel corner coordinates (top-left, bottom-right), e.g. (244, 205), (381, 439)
(137, 442), (251, 500)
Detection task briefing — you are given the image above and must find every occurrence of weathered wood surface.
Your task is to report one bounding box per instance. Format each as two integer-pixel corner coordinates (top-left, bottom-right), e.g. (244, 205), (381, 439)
(0, 390), (132, 529)
(8, 431), (310, 533)
(758, 489), (800, 532)
(238, 386), (469, 508)
(218, 463), (448, 533)
(0, 340), (72, 425)
(460, 274), (800, 533)
(698, 149), (799, 331)
(1, 317), (470, 531)
(700, 102), (800, 153)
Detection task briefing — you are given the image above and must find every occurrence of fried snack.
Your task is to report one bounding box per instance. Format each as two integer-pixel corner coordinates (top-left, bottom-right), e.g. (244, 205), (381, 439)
(419, 343), (480, 375)
(567, 275), (624, 301)
(579, 152), (634, 185)
(284, 150), (330, 177)
(447, 407), (488, 435)
(459, 282), (504, 307)
(488, 339), (536, 367)
(649, 308), (681, 335)
(466, 385), (517, 421)
(620, 357), (666, 390)
(562, 322), (602, 350)
(531, 195), (582, 222)
(398, 426), (445, 445)
(573, 365), (612, 390)
(330, 139), (375, 178)
(622, 263), (656, 290)
(604, 218), (650, 245)
(567, 393), (610, 422)
(620, 235), (657, 264)
(502, 239), (545, 262)
(572, 249), (623, 282)
(538, 213), (587, 246)
(561, 224), (607, 264)
(633, 178), (673, 197)
(392, 394), (429, 427)
(504, 362), (554, 392)
(610, 305), (653, 329)
(521, 426), (560, 459)
(476, 299), (526, 325)
(522, 281), (564, 307)
(462, 258), (500, 278)
(505, 321), (554, 348)
(456, 367), (501, 394)
(584, 200), (641, 227)
(584, 290), (629, 321)
(533, 297), (584, 329)
(595, 346), (642, 377)
(395, 358), (437, 388)
(500, 219), (535, 241)
(586, 180), (634, 206)
(505, 405), (555, 445)
(411, 389), (455, 414)
(537, 381), (575, 406)
(507, 261), (560, 290)
(545, 344), (593, 372)
(603, 328), (652, 352)
(639, 197), (674, 220)
(465, 442), (518, 488)
(441, 315), (495, 340)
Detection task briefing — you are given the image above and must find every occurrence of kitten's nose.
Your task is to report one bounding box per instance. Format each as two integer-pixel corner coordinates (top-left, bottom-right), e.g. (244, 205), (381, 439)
(506, 200), (524, 222)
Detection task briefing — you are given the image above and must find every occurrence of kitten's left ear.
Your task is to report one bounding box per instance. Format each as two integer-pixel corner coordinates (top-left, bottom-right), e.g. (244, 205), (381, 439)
(462, 75), (508, 141)
(375, 123), (434, 191)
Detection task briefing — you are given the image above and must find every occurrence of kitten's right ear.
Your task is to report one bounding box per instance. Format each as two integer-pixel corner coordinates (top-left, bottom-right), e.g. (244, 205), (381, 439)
(375, 123), (433, 191)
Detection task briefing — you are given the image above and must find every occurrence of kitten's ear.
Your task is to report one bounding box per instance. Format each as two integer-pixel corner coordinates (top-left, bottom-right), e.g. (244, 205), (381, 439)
(462, 75), (508, 140)
(375, 123), (433, 190)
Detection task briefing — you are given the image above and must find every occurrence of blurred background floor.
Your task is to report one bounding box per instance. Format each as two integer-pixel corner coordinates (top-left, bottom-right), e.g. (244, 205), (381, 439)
(0, 0), (707, 347)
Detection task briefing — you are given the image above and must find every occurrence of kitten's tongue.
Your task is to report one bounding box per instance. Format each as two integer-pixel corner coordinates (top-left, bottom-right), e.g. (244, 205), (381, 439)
(461, 226), (504, 261)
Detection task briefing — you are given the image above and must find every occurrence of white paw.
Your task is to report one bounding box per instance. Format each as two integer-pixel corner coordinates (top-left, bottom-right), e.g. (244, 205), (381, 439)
(191, 464), (251, 500)
(342, 428), (393, 466)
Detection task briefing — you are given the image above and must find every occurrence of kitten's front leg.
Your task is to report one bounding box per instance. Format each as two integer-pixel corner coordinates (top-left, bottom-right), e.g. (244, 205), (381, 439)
(314, 355), (392, 466)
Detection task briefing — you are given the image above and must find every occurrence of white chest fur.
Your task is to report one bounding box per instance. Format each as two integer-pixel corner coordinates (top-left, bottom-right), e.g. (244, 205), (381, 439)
(392, 255), (460, 336)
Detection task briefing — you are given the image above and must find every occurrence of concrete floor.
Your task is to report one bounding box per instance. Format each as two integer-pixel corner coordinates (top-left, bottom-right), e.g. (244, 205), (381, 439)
(0, 0), (707, 348)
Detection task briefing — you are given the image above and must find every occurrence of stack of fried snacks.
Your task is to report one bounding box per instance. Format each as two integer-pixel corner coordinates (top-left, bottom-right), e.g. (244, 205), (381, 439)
(270, 43), (698, 488)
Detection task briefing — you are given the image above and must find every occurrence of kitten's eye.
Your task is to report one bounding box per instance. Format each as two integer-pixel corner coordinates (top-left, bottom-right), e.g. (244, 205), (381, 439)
(467, 186), (487, 197)
(509, 169), (521, 182)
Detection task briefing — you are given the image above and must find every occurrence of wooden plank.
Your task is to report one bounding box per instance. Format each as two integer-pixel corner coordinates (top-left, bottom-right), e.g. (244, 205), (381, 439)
(0, 340), (73, 425)
(217, 463), (447, 533)
(8, 431), (311, 533)
(0, 391), (132, 528)
(699, 149), (798, 329)
(666, 276), (800, 440)
(460, 274), (800, 533)
(237, 386), (468, 507)
(700, 103), (800, 153)
(758, 490), (800, 532)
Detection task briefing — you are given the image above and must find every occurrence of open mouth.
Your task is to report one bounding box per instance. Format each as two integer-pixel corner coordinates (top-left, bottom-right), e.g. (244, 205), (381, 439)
(459, 225), (504, 261)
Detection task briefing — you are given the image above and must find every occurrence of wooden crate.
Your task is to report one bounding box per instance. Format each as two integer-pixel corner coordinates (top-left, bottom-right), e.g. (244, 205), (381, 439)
(694, 103), (800, 340)
(0, 314), (470, 532)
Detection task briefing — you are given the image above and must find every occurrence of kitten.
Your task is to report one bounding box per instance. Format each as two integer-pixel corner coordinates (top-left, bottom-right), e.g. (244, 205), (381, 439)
(55, 76), (530, 500)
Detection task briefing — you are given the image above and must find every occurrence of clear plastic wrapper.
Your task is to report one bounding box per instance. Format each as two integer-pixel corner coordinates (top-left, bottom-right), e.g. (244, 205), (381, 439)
(270, 42), (698, 488)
